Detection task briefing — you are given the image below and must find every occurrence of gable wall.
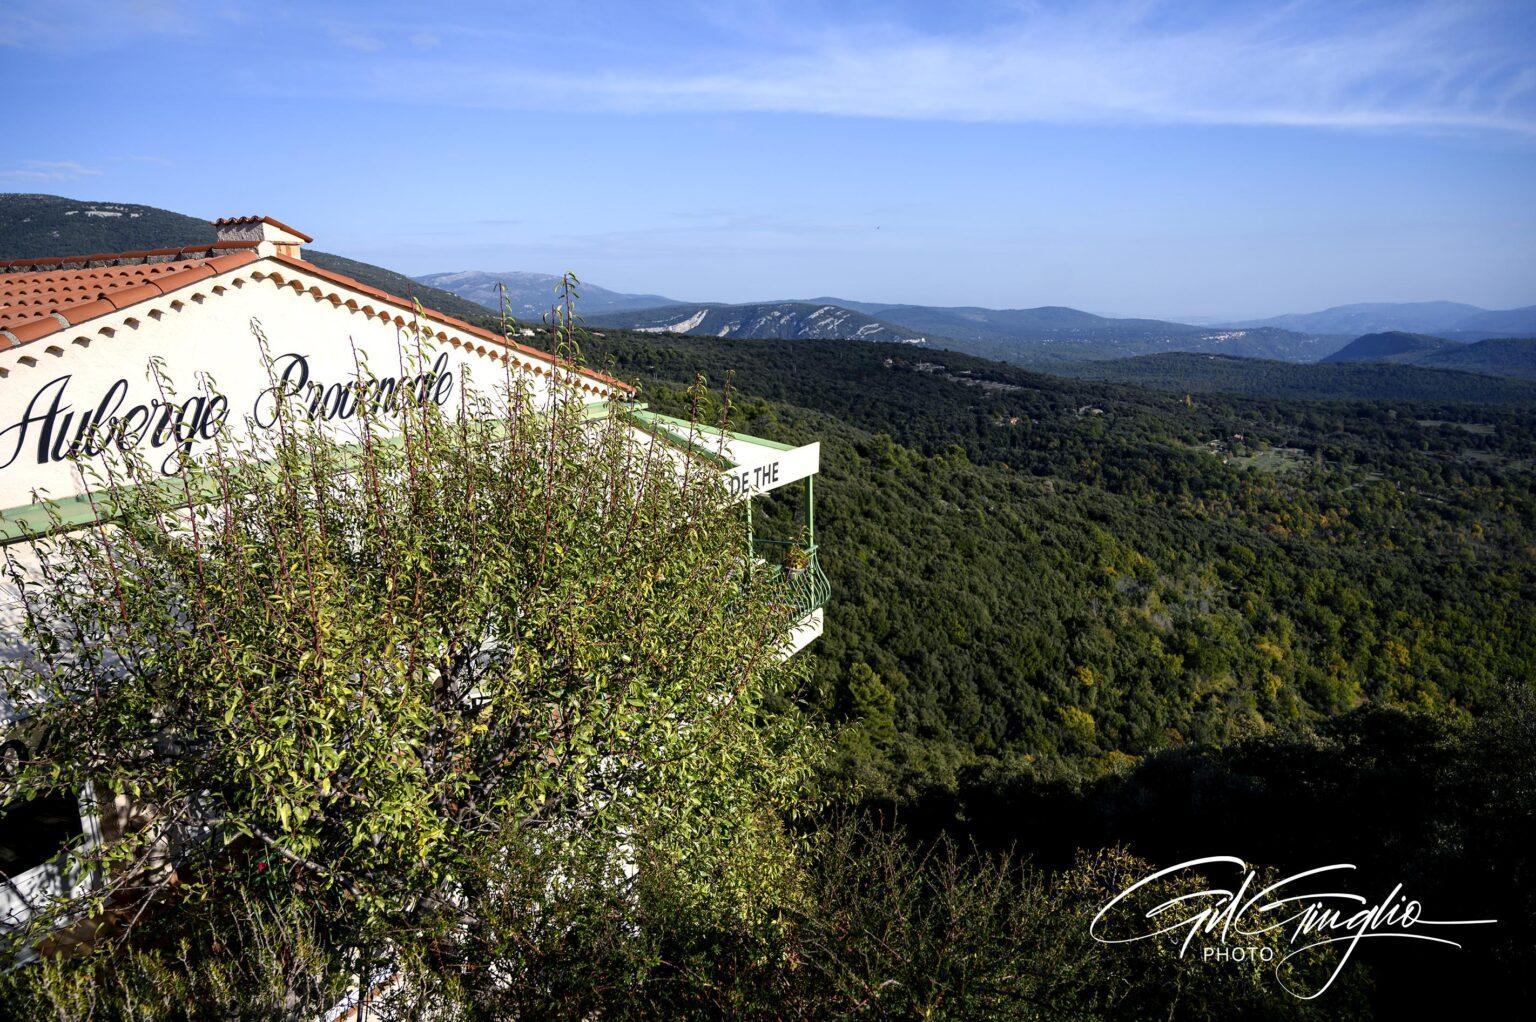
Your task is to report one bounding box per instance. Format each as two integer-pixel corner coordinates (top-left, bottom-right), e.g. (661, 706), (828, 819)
(0, 259), (622, 512)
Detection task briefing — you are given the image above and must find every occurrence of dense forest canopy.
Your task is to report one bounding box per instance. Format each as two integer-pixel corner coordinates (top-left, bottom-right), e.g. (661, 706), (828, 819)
(582, 330), (1536, 796)
(578, 327), (1536, 1009)
(1058, 350), (1536, 399)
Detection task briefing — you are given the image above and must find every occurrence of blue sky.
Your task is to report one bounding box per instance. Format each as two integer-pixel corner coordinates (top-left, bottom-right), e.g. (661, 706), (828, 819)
(2, 0), (1533, 319)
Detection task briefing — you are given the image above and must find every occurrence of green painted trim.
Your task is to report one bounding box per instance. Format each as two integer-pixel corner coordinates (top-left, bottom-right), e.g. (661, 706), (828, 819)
(1, 493), (104, 543)
(619, 410), (732, 469)
(1, 475), (221, 545)
(807, 475), (816, 548)
(630, 410), (797, 452)
(578, 400), (623, 422)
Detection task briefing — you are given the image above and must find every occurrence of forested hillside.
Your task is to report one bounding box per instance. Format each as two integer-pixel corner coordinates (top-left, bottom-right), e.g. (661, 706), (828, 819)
(1321, 330), (1461, 362)
(583, 330), (1536, 796)
(790, 299), (1211, 344)
(0, 193), (493, 322)
(1416, 337), (1536, 380)
(899, 323), (1344, 366)
(1314, 333), (1536, 382)
(1057, 351), (1536, 400)
(800, 300), (1338, 360)
(590, 303), (1341, 365)
(581, 328), (1536, 1005)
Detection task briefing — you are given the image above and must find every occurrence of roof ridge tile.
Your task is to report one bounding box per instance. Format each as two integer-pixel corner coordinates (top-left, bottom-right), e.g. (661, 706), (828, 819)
(0, 240), (261, 275)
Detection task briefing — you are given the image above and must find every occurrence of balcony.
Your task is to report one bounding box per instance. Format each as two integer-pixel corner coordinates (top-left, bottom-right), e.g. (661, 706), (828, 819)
(752, 539), (831, 616)
(752, 540), (830, 658)
(621, 407), (827, 655)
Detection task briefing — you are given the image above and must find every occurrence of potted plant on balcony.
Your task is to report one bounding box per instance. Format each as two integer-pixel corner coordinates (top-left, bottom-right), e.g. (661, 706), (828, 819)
(781, 534), (810, 577)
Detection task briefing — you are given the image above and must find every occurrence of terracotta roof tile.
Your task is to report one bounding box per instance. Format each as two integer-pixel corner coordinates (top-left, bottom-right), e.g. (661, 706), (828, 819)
(153, 264), (216, 292)
(103, 283), (163, 310)
(206, 250), (259, 274)
(60, 299), (117, 325)
(0, 246), (267, 339)
(8, 316), (64, 344)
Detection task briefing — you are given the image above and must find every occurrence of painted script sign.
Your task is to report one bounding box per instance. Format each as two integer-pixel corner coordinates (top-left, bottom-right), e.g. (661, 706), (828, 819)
(0, 352), (453, 498)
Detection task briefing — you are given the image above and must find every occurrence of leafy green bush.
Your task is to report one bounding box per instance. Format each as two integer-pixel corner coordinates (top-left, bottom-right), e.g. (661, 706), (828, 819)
(0, 317), (822, 1015)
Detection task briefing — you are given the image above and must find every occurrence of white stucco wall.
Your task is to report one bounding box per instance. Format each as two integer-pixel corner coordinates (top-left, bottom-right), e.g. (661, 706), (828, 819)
(0, 258), (622, 512)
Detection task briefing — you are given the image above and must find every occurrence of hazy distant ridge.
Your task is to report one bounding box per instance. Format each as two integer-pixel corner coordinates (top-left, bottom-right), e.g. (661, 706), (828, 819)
(415, 270), (677, 319)
(1229, 300), (1536, 338)
(1324, 332), (1536, 380)
(1321, 331), (1461, 363)
(587, 302), (929, 343)
(790, 297), (1210, 344)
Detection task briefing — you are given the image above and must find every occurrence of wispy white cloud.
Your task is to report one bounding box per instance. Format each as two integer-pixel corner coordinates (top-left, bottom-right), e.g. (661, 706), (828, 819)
(5, 1), (1532, 136)
(0, 0), (203, 52)
(331, 27), (384, 53)
(319, 1), (1536, 136)
(0, 160), (102, 183)
(111, 154), (175, 168)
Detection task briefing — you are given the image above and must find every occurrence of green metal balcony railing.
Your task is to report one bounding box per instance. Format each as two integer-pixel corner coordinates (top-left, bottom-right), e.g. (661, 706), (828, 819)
(752, 539), (832, 621)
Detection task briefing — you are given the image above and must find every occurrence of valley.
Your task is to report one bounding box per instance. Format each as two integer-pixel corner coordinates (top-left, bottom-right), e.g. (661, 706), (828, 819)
(3, 190), (1533, 1013)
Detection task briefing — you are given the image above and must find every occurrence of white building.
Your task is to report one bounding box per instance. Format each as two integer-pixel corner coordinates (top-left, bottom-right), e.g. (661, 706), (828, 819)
(0, 216), (826, 934)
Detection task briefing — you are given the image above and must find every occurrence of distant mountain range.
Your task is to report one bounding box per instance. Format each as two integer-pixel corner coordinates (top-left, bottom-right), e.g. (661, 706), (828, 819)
(1227, 301), (1536, 339)
(413, 271), (677, 319)
(411, 272), (1536, 347)
(587, 302), (928, 343)
(788, 298), (1341, 360)
(419, 269), (1533, 361)
(402, 264), (1536, 369)
(420, 271), (1347, 361)
(6, 193), (1531, 392)
(790, 297), (1211, 342)
(580, 299), (1341, 365)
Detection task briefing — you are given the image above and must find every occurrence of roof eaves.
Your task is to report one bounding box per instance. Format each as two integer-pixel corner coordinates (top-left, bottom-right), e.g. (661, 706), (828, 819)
(7, 314), (67, 344)
(0, 241), (260, 274)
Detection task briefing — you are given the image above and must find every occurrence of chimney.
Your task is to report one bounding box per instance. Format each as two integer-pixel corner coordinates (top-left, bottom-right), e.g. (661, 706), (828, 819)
(212, 215), (313, 259)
